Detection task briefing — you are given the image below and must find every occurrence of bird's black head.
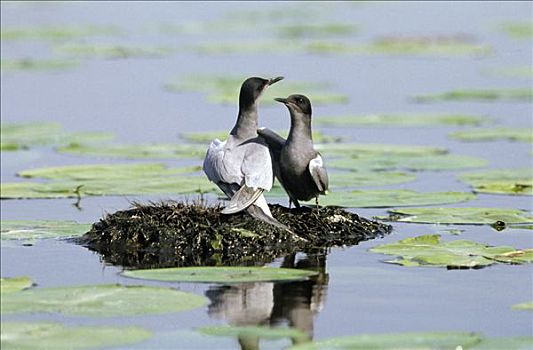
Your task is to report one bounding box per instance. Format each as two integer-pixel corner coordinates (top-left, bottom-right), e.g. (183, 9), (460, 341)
(274, 94), (312, 116)
(239, 76), (284, 110)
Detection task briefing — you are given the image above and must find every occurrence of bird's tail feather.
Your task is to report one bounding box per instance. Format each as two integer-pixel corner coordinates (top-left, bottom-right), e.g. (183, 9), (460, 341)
(221, 186), (263, 214)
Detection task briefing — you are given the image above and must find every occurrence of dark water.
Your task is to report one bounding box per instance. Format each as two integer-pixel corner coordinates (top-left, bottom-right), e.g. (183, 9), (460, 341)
(1, 2), (532, 349)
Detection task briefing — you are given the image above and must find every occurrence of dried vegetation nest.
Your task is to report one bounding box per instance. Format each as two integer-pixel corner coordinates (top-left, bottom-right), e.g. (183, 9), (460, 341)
(78, 201), (392, 268)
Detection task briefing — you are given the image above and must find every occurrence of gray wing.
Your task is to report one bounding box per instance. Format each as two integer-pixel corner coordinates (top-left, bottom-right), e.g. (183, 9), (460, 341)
(240, 137), (274, 191)
(308, 153), (329, 193)
(257, 127), (286, 164)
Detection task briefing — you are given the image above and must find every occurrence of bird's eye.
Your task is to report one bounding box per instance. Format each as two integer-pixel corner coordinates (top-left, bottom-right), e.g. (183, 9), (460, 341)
(297, 98), (303, 104)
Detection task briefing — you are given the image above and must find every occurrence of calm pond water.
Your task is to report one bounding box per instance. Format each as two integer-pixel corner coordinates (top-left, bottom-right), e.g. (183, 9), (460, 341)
(1, 2), (532, 349)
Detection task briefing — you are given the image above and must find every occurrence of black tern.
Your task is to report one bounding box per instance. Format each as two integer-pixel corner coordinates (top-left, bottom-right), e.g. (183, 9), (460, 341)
(203, 76), (289, 229)
(258, 94), (329, 209)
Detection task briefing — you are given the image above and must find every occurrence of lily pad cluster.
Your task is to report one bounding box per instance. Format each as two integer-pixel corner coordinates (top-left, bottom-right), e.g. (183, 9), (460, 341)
(459, 169), (533, 196)
(316, 113), (489, 127)
(1, 163), (216, 199)
(1, 220), (91, 243)
(79, 202), (391, 268)
(0, 122), (112, 151)
(414, 88), (532, 103)
(370, 234), (532, 268)
(164, 74), (348, 105)
(450, 127), (533, 143)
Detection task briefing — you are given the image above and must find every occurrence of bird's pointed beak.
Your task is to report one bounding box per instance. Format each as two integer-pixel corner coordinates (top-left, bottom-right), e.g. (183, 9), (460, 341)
(268, 76), (284, 86)
(274, 97), (288, 104)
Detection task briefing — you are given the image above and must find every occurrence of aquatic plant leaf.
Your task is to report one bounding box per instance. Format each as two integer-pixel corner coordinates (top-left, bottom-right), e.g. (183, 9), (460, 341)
(316, 113), (488, 127)
(459, 169), (533, 195)
(330, 153), (487, 171)
(200, 326), (309, 341)
(488, 66), (533, 79)
(0, 182), (82, 199)
(18, 163), (199, 180)
(512, 302), (533, 311)
(57, 143), (205, 159)
(1, 24), (122, 41)
(500, 22), (533, 39)
(312, 190), (475, 208)
(315, 143), (447, 157)
(382, 208), (533, 225)
(327, 171), (417, 188)
(370, 234), (532, 268)
(450, 128), (533, 143)
(414, 88), (532, 102)
(55, 44), (175, 59)
(1, 122), (113, 151)
(165, 75), (348, 106)
(1, 284), (207, 316)
(1, 220), (91, 241)
(0, 277), (32, 295)
(469, 337), (533, 350)
(289, 332), (482, 350)
(276, 23), (357, 39)
(1, 322), (151, 349)
(1, 58), (79, 71)
(181, 130), (342, 144)
(123, 266), (318, 283)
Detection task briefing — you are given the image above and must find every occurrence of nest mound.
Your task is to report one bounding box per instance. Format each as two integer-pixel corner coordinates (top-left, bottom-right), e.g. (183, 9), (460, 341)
(78, 202), (392, 268)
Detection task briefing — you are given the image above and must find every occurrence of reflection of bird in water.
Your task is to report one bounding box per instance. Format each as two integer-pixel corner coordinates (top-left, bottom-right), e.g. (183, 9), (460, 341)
(204, 251), (328, 350)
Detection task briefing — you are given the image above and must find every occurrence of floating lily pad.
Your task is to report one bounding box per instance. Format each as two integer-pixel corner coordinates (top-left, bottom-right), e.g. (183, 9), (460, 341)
(181, 130), (342, 144)
(57, 142), (205, 159)
(165, 75), (348, 105)
(512, 302), (533, 311)
(327, 171), (417, 188)
(450, 128), (533, 143)
(1, 220), (91, 241)
(330, 153), (487, 172)
(501, 22), (533, 39)
(1, 24), (122, 41)
(1, 122), (113, 151)
(383, 207), (533, 225)
(316, 113), (488, 127)
(123, 266), (318, 283)
(55, 45), (175, 59)
(186, 40), (298, 55)
(289, 332), (482, 350)
(2, 163), (216, 199)
(276, 23), (356, 39)
(370, 234), (533, 268)
(1, 322), (151, 349)
(310, 190), (475, 208)
(414, 88), (532, 102)
(315, 143), (447, 157)
(459, 169), (533, 195)
(469, 337), (533, 350)
(488, 66), (533, 79)
(200, 326), (308, 341)
(1, 58), (79, 71)
(1, 284), (207, 316)
(0, 277), (32, 295)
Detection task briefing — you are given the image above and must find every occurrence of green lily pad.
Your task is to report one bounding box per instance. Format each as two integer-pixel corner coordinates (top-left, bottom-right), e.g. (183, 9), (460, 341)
(370, 234), (532, 268)
(1, 220), (91, 241)
(1, 284), (207, 316)
(276, 23), (357, 39)
(289, 332), (482, 350)
(450, 128), (533, 143)
(469, 337), (533, 350)
(55, 45), (175, 59)
(165, 75), (348, 105)
(122, 266), (318, 283)
(1, 122), (113, 151)
(316, 113), (488, 127)
(1, 58), (79, 71)
(328, 171), (417, 188)
(382, 207), (533, 225)
(181, 130), (342, 144)
(330, 153), (487, 172)
(1, 322), (151, 349)
(1, 277), (33, 295)
(1, 24), (122, 41)
(414, 88), (532, 102)
(488, 66), (533, 79)
(512, 302), (533, 311)
(200, 326), (308, 341)
(56, 142), (205, 159)
(459, 169), (533, 195)
(315, 143), (447, 157)
(501, 22), (533, 39)
(310, 190), (475, 208)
